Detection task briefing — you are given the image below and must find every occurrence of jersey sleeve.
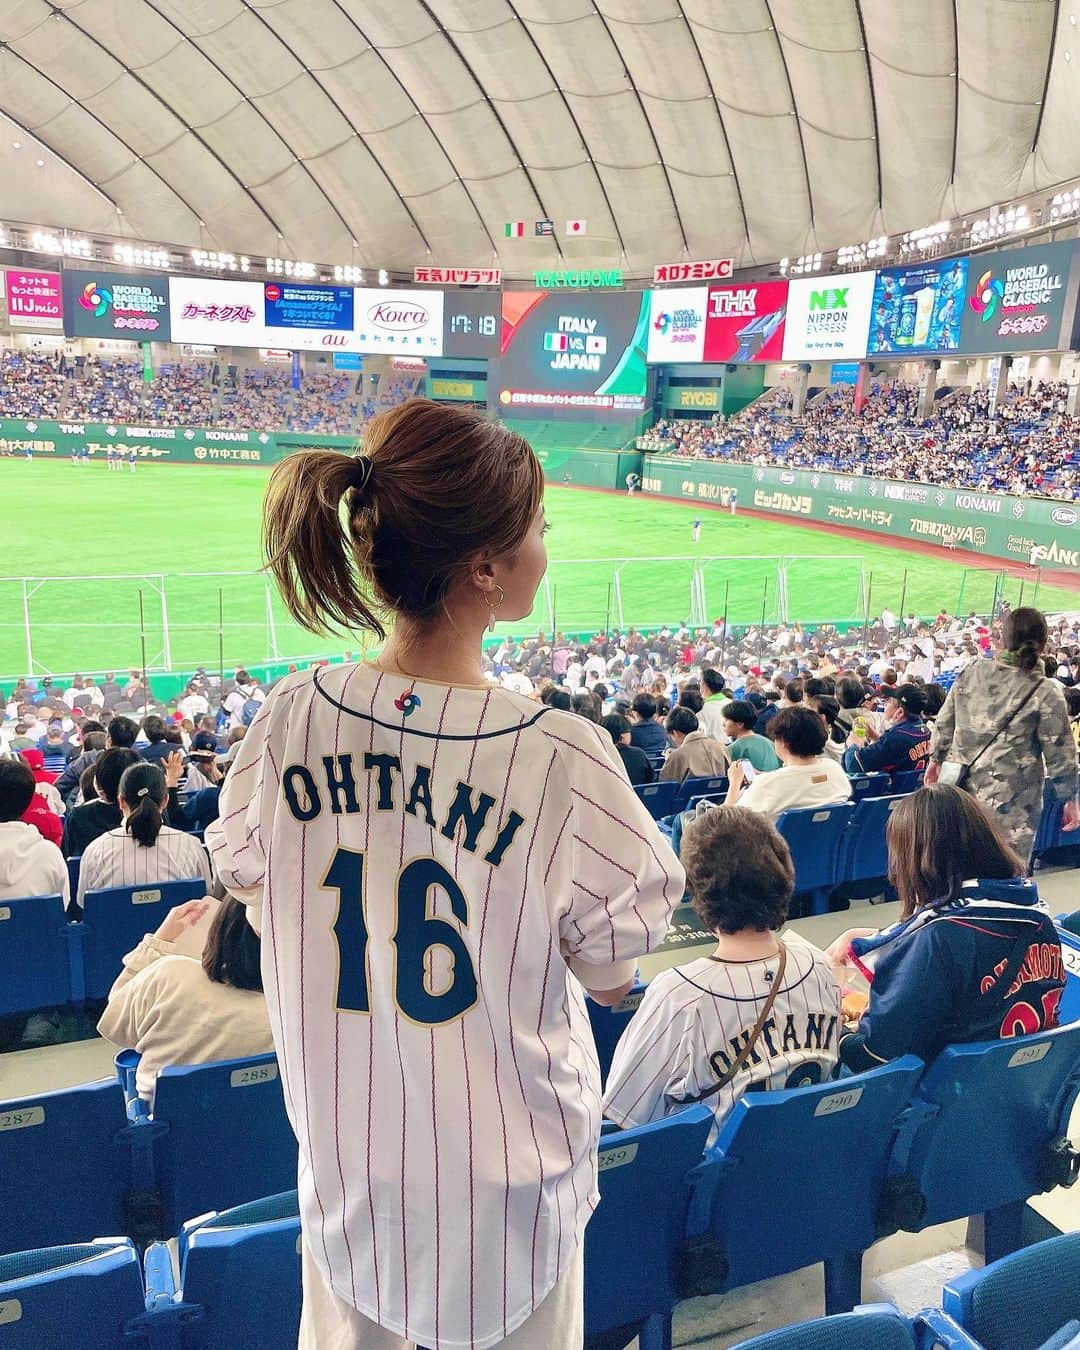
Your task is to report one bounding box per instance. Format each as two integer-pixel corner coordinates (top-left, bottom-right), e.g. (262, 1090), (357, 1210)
(204, 692), (283, 930)
(552, 718), (682, 979)
(603, 974), (694, 1128)
(839, 922), (957, 1071)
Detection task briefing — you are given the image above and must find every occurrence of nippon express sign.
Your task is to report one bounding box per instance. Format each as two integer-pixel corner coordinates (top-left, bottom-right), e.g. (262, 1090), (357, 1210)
(959, 241), (1077, 354)
(782, 272), (876, 361)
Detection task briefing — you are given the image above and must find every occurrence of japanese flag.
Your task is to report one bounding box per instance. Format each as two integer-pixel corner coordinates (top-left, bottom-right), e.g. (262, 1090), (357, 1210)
(565, 219), (587, 236)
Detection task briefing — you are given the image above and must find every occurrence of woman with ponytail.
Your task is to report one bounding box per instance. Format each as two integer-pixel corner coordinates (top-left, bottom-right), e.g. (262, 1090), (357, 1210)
(927, 606), (1080, 862)
(76, 762), (211, 907)
(207, 399), (681, 1350)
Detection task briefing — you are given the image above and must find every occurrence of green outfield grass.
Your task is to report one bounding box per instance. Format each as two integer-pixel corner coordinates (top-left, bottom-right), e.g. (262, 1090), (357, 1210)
(0, 459), (1075, 679)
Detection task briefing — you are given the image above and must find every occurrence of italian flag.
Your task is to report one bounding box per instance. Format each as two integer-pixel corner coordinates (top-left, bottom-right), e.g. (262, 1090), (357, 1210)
(504, 221), (525, 238)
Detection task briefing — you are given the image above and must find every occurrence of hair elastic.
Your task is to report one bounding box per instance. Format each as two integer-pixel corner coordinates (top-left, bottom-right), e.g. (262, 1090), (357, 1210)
(352, 456), (375, 499)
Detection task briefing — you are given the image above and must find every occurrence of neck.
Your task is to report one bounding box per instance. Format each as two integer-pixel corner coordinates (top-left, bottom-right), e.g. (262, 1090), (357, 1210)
(378, 613), (487, 687)
(735, 726), (751, 739)
(713, 929), (781, 961)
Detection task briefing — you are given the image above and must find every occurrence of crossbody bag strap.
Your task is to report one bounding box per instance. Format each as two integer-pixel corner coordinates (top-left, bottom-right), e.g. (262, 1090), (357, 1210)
(680, 942), (788, 1105)
(965, 673), (1044, 774)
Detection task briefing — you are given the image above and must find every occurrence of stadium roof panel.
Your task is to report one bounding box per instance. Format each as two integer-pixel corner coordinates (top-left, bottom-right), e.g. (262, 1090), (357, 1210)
(0, 0), (1072, 276)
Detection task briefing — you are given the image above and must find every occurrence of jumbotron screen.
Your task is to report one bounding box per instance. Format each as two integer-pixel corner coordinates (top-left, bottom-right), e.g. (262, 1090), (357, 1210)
(498, 291), (650, 418)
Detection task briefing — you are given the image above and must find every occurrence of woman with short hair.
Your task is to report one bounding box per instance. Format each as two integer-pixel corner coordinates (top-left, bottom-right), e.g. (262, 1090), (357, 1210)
(604, 806), (839, 1142)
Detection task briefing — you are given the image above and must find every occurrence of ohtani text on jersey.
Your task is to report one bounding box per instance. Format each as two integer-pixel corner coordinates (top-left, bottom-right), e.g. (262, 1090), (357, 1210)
(707, 1010), (839, 1080)
(281, 752), (525, 868)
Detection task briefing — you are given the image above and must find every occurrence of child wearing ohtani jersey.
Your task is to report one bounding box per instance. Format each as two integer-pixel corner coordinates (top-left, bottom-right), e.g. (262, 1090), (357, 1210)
(603, 806), (840, 1143)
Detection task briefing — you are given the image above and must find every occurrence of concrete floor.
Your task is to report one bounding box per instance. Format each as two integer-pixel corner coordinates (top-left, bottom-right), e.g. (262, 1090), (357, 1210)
(2, 866), (1077, 1347)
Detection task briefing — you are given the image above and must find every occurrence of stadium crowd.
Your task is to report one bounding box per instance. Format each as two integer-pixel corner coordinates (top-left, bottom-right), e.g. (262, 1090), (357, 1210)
(1, 401), (1078, 1348)
(643, 379), (1080, 500)
(0, 352), (423, 437)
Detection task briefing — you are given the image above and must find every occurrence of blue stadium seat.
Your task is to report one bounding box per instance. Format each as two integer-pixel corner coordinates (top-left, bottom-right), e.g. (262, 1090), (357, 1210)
(138, 1052), (298, 1235)
(943, 1231), (1080, 1350)
(889, 770), (925, 795)
(72, 877), (210, 1001)
(774, 803), (853, 914)
(0, 1240), (145, 1350)
(586, 983), (646, 1087)
(720, 1304), (980, 1349)
(0, 1079), (130, 1254)
(635, 780), (680, 820)
(884, 1025), (1080, 1262)
(675, 775), (729, 810)
(585, 1106), (712, 1350)
(682, 1058), (924, 1315)
(839, 794), (910, 889)
(848, 773), (892, 801)
(0, 893), (75, 1018)
(155, 1191), (303, 1350)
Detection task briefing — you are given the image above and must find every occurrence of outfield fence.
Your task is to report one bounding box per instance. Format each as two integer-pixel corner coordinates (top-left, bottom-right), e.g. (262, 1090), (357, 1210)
(0, 559), (1050, 689)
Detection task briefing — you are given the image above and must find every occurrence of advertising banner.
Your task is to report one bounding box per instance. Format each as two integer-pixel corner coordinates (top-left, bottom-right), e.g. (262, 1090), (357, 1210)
(354, 288), (443, 356)
(6, 269), (62, 328)
(63, 269), (171, 340)
(664, 386), (720, 410)
(782, 272), (876, 361)
(499, 290), (649, 417)
(263, 282), (353, 334)
(702, 280), (788, 363)
(429, 378), (482, 401)
(169, 277), (265, 346)
(638, 455), (1080, 572)
(959, 241), (1076, 354)
(868, 258), (968, 355)
(647, 286), (708, 363)
(442, 291), (500, 359)
(653, 259), (733, 284)
(414, 266), (501, 285)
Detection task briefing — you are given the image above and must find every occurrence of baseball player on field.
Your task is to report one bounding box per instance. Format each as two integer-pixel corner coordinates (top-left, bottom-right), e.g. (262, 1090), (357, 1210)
(209, 400), (681, 1349)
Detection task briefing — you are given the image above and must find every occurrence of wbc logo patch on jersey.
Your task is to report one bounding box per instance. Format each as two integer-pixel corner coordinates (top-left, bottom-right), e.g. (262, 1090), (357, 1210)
(393, 691), (421, 718)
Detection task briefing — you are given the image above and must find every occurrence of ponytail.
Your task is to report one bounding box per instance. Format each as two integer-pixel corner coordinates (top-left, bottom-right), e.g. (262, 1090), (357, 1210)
(1003, 606), (1049, 673)
(118, 762), (167, 848)
(263, 449), (384, 640)
(262, 400), (543, 642)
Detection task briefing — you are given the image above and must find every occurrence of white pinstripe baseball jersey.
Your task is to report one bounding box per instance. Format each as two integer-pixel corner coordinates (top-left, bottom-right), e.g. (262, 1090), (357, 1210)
(76, 824), (212, 908)
(603, 933), (841, 1145)
(206, 663), (681, 1350)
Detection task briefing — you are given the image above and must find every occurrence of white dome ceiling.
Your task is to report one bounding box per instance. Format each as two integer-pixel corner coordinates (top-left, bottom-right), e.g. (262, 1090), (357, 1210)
(0, 0), (1076, 278)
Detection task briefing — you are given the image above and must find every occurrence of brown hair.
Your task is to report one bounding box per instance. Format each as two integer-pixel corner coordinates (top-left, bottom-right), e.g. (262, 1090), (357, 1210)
(1003, 606), (1048, 672)
(263, 399), (543, 639)
(681, 806), (795, 934)
(886, 784), (1025, 919)
(202, 897), (263, 992)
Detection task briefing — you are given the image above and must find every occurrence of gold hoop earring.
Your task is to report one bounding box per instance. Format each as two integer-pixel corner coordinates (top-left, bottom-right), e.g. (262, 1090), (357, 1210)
(486, 584), (505, 633)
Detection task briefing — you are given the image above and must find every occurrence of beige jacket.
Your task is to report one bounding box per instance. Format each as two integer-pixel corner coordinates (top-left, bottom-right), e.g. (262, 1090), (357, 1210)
(659, 730), (731, 782)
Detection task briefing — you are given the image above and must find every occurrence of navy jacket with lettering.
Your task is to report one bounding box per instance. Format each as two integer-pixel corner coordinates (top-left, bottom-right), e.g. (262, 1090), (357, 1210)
(838, 879), (1065, 1073)
(843, 715), (931, 776)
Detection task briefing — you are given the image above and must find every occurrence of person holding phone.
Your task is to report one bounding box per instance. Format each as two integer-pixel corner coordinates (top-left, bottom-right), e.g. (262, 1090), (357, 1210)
(725, 706), (851, 822)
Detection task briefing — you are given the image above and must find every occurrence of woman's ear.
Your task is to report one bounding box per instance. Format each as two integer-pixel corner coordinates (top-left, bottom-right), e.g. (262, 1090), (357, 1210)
(469, 558), (497, 594)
